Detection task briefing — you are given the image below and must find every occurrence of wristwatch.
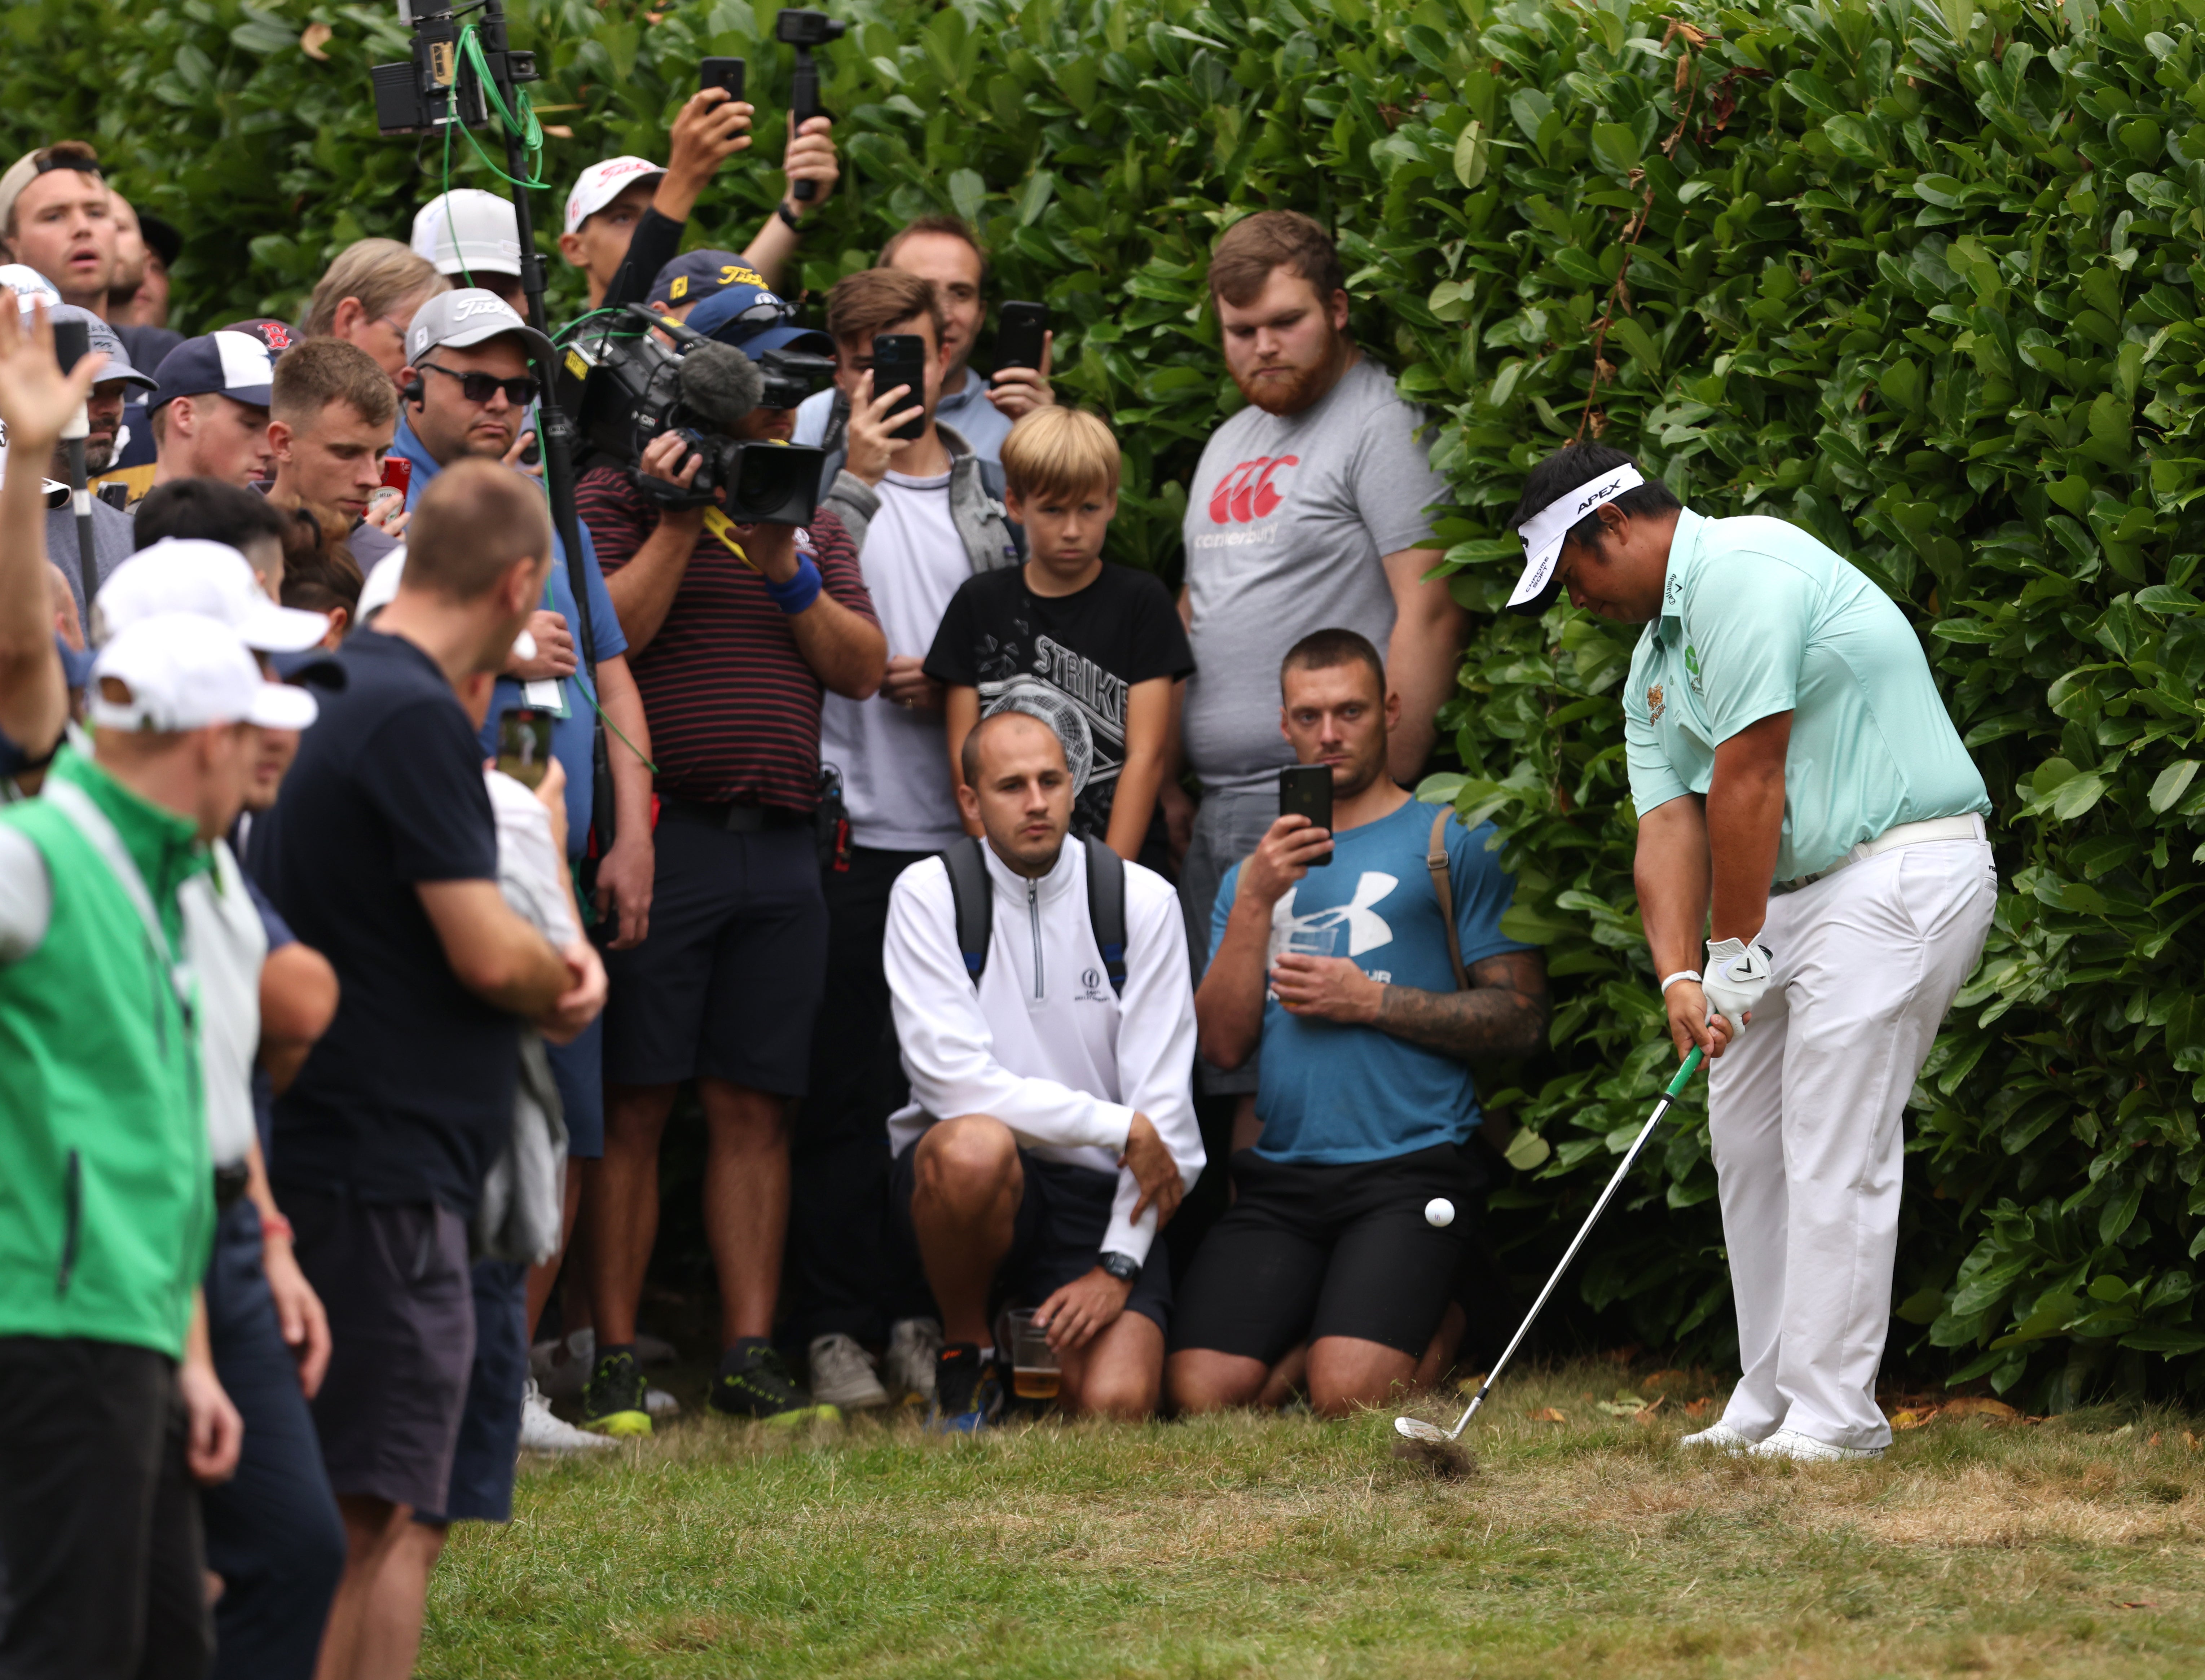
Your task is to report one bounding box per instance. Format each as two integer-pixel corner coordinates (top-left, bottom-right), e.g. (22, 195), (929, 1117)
(1098, 1250), (1141, 1283)
(776, 201), (805, 233)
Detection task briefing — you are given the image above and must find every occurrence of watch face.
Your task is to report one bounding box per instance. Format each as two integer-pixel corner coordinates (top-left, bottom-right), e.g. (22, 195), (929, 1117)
(1100, 1252), (1139, 1281)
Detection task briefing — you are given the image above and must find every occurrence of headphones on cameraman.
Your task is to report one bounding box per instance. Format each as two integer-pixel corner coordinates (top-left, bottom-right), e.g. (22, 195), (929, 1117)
(400, 373), (424, 408)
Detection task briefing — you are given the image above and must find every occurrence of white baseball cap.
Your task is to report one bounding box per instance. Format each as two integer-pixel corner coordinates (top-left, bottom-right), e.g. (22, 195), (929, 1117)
(1507, 462), (1646, 614)
(404, 288), (554, 370)
(89, 612), (319, 733)
(412, 189), (524, 279)
(0, 264), (61, 312)
(355, 545), (537, 660)
(94, 538), (331, 652)
(563, 157), (663, 236)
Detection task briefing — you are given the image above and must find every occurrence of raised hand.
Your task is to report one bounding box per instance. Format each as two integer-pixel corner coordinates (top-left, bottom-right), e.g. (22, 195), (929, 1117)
(0, 292), (104, 453)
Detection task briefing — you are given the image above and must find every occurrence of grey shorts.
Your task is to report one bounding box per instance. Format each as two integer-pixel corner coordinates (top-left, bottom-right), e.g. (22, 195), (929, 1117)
(1180, 783), (1280, 1096)
(286, 1191), (474, 1514)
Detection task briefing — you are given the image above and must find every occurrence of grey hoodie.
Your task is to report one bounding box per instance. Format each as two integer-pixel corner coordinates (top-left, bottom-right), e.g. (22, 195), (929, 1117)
(817, 422), (1024, 577)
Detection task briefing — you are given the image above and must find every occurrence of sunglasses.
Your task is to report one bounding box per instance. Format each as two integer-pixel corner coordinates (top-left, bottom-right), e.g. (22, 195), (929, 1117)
(418, 362), (540, 408)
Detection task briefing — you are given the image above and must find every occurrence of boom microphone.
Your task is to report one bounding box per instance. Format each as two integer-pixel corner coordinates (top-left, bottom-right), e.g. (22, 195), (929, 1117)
(676, 337), (765, 430)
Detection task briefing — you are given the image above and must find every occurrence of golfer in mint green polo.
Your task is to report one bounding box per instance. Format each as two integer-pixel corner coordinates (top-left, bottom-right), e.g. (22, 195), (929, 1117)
(1505, 443), (1996, 1464)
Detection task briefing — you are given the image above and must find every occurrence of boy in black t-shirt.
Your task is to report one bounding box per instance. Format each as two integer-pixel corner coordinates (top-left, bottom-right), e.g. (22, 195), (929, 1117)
(925, 407), (1193, 863)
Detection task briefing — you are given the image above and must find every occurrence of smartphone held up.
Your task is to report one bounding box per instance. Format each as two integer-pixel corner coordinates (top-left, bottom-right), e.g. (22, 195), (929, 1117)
(497, 708), (554, 791)
(871, 334), (928, 442)
(1278, 764), (1333, 867)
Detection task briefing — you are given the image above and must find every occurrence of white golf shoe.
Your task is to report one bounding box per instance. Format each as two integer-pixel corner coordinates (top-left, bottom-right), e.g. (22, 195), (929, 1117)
(1749, 1427), (1883, 1462)
(519, 1378), (617, 1453)
(1678, 1421), (1757, 1452)
(808, 1332), (891, 1410)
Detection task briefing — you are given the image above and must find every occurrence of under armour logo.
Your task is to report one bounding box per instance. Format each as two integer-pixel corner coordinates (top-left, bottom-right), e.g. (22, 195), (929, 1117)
(1273, 872), (1399, 958)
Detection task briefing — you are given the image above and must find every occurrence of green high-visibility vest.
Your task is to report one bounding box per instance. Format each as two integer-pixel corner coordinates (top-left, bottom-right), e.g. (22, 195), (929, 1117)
(0, 749), (211, 1359)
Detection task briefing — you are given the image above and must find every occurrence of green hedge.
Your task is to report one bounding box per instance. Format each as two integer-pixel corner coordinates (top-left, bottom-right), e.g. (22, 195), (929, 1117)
(16, 0), (2205, 1408)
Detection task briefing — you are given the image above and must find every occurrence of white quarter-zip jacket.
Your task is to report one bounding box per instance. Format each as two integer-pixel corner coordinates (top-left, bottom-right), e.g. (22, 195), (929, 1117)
(885, 837), (1204, 1266)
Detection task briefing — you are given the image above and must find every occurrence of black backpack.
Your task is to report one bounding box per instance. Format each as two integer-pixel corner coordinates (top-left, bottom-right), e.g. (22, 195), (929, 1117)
(941, 835), (1127, 997)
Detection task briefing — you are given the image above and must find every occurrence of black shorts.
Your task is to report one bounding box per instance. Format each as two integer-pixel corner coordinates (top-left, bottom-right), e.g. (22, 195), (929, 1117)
(1170, 1144), (1480, 1364)
(602, 822), (826, 1094)
(414, 1259), (528, 1527)
(891, 1139), (1174, 1334)
(286, 1190), (474, 1514)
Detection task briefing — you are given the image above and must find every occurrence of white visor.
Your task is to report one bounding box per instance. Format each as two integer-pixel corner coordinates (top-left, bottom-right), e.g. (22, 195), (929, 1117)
(1508, 464), (1645, 612)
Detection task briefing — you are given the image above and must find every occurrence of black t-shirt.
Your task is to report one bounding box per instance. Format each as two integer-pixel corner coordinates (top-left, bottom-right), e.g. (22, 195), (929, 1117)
(246, 629), (510, 1217)
(924, 562), (1194, 844)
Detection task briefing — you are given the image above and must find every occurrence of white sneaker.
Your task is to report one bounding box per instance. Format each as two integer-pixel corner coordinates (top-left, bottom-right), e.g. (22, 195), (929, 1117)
(808, 1333), (892, 1410)
(519, 1379), (617, 1453)
(1679, 1422), (1757, 1452)
(646, 1386), (681, 1418)
(1749, 1427), (1883, 1462)
(535, 1328), (593, 1400)
(884, 1317), (943, 1404)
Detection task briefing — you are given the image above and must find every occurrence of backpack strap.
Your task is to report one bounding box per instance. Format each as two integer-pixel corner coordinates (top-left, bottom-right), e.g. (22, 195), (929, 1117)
(1081, 834), (1128, 997)
(942, 836), (993, 986)
(1427, 808), (1468, 991)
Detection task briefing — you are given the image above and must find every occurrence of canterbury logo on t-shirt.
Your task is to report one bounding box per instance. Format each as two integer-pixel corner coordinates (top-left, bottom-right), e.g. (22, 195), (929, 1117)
(1207, 455), (1299, 524)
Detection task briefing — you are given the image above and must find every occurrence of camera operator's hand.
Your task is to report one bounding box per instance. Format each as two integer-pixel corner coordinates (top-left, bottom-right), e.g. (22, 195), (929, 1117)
(660, 89), (754, 221)
(638, 430), (708, 538)
(735, 520), (800, 585)
(506, 610), (576, 683)
(987, 332), (1055, 422)
(843, 370), (922, 487)
(781, 114), (839, 214)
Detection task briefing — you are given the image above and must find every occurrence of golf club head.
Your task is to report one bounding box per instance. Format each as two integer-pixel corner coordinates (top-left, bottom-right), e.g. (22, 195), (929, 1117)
(1394, 1415), (1453, 1444)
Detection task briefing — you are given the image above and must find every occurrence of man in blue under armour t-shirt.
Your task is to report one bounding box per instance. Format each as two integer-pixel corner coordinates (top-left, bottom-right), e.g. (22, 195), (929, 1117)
(1170, 628), (1548, 1419)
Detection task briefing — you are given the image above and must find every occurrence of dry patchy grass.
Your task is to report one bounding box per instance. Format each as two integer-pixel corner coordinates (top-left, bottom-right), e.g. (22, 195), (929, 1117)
(422, 1362), (2205, 1679)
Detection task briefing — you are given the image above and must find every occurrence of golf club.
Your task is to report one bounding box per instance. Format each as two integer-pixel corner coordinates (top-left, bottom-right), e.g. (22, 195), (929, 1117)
(1395, 1045), (1705, 1461)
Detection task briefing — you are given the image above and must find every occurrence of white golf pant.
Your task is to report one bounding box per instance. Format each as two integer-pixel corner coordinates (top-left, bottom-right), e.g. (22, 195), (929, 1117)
(1710, 836), (1997, 1452)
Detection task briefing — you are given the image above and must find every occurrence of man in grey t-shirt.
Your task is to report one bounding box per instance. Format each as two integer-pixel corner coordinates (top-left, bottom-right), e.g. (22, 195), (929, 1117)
(1176, 212), (1464, 1095)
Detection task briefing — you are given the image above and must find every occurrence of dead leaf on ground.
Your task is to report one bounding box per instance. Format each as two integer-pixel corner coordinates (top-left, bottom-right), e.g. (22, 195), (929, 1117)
(300, 22), (332, 59)
(2150, 1432), (2163, 1447)
(1634, 1395), (1667, 1424)
(1597, 1394), (1650, 1416)
(1528, 1407), (1567, 1423)
(1684, 1397), (1712, 1419)
(1889, 1407), (1939, 1430)
(2185, 1431), (2199, 1450)
(1941, 1397), (2022, 1423)
(1644, 1369), (1687, 1389)
(2119, 1601), (2157, 1610)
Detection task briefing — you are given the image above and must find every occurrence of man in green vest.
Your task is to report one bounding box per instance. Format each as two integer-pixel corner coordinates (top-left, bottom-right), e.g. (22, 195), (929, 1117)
(0, 607), (317, 1679)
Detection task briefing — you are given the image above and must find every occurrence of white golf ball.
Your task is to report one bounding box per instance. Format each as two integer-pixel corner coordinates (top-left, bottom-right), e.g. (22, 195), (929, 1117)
(1425, 1197), (1456, 1228)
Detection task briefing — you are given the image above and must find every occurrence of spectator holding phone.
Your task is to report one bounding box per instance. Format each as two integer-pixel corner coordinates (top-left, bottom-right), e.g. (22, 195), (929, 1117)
(929, 406), (1191, 868)
(265, 336), (406, 569)
(558, 82), (838, 312)
(796, 216), (1052, 465)
(246, 459), (607, 1680)
(1170, 631), (1545, 1420)
(774, 267), (1021, 1410)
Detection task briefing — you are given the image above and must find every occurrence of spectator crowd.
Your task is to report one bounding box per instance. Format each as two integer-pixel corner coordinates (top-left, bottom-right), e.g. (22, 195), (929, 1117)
(0, 78), (1545, 1680)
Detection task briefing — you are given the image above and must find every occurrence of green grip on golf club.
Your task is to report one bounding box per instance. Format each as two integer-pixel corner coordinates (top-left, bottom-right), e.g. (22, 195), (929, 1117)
(1663, 1045), (1705, 1098)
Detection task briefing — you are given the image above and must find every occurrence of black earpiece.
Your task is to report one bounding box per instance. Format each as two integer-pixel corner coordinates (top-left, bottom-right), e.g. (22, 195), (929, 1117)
(400, 377), (424, 406)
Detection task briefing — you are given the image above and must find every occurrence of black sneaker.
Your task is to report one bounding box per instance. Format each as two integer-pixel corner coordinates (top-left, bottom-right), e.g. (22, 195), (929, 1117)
(708, 1343), (841, 1428)
(581, 1348), (652, 1438)
(927, 1342), (1003, 1434)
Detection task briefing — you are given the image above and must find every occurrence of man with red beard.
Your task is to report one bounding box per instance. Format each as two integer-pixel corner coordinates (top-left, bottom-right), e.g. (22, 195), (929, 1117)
(1176, 211), (1465, 1110)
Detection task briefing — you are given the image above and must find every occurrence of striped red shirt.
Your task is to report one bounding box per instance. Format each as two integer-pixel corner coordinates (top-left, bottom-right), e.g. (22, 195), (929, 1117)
(578, 467), (877, 812)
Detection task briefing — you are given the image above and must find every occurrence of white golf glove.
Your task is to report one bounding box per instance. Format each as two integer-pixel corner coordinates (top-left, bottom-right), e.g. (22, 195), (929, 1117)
(1703, 935), (1774, 1032)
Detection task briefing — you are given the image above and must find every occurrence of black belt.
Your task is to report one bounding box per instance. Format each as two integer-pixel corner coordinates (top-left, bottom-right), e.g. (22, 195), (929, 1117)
(214, 1162), (251, 1209)
(657, 796), (811, 834)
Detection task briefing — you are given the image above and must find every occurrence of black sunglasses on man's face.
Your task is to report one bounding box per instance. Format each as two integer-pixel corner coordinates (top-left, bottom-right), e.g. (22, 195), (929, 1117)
(418, 362), (539, 408)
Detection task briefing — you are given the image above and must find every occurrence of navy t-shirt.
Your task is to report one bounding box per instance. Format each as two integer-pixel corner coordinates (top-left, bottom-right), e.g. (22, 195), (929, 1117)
(1210, 800), (1534, 1165)
(242, 871), (294, 1162)
(248, 629), (511, 1216)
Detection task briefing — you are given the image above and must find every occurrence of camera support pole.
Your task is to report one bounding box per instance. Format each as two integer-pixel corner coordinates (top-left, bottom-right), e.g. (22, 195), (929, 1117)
(474, 0), (619, 868)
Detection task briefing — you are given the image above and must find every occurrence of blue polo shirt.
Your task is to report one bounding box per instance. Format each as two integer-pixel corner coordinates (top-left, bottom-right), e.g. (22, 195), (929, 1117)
(390, 417), (626, 857)
(1621, 508), (1989, 881)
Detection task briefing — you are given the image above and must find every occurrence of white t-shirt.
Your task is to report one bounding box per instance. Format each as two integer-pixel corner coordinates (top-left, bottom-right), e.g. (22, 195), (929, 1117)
(819, 469), (971, 852)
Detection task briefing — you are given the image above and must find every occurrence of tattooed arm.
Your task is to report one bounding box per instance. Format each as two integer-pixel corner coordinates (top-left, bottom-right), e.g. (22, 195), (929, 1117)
(1267, 948), (1549, 1061)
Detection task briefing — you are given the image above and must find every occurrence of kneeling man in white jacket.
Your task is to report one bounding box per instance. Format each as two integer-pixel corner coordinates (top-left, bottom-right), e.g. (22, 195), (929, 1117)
(885, 709), (1205, 1429)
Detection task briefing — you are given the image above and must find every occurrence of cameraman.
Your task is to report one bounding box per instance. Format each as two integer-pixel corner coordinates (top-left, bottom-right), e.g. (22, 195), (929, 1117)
(560, 91), (839, 313)
(573, 308), (884, 1434)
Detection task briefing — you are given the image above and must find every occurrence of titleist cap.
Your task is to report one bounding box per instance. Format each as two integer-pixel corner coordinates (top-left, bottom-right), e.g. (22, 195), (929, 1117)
(405, 287), (554, 369)
(0, 264), (61, 313)
(564, 157), (663, 236)
(1507, 462), (1645, 615)
(89, 612), (318, 733)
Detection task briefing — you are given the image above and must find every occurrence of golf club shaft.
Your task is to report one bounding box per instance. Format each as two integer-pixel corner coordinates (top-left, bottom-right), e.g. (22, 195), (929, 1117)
(1443, 1046), (1705, 1439)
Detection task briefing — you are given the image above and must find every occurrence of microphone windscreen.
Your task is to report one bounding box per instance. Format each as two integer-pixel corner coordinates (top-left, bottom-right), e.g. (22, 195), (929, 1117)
(676, 339), (765, 430)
